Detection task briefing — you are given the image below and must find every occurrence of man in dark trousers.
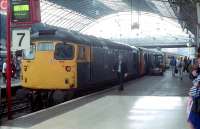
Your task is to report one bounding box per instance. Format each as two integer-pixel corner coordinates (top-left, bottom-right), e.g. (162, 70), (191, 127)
(113, 55), (128, 91)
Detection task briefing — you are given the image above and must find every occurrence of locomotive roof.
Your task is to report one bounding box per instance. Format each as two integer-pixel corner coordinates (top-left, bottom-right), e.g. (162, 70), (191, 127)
(32, 29), (136, 51)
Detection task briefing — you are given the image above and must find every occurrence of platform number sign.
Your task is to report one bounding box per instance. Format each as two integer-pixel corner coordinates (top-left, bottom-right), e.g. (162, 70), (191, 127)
(12, 29), (30, 51)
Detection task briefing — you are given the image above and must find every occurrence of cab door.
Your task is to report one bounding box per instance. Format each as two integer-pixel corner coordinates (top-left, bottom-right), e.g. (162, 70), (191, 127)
(77, 45), (91, 88)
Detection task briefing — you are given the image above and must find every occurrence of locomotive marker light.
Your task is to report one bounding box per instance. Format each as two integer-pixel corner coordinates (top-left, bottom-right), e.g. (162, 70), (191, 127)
(12, 28), (30, 51)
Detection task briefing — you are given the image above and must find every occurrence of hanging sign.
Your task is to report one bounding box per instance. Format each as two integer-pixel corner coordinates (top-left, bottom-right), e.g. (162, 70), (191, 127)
(11, 0), (31, 22)
(11, 0), (41, 25)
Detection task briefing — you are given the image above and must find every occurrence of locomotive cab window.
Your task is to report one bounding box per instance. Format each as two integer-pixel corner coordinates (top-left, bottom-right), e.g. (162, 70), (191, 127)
(23, 45), (36, 60)
(54, 43), (74, 60)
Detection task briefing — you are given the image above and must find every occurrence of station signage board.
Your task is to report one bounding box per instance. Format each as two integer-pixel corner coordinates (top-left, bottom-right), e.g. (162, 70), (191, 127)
(11, 0), (41, 25)
(12, 28), (30, 51)
(11, 0), (31, 22)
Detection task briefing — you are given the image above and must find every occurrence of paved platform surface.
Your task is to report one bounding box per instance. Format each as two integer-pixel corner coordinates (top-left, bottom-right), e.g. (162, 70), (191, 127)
(1, 71), (192, 129)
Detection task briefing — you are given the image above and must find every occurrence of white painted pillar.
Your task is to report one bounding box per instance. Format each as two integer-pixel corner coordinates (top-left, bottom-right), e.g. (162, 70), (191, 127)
(196, 3), (200, 49)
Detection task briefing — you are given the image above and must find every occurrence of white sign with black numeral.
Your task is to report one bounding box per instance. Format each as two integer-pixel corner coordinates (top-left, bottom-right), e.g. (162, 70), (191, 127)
(12, 29), (30, 51)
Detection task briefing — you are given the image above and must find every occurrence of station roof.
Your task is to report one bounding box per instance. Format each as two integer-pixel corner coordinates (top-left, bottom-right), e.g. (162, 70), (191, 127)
(0, 0), (196, 56)
(169, 0), (197, 36)
(40, 0), (177, 32)
(38, 0), (194, 49)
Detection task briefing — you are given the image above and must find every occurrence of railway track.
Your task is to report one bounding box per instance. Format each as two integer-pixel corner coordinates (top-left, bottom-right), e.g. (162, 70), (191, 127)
(0, 98), (30, 119)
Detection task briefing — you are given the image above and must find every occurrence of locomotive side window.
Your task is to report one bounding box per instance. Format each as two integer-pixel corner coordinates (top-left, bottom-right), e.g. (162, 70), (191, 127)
(23, 45), (36, 60)
(54, 43), (74, 60)
(37, 42), (54, 51)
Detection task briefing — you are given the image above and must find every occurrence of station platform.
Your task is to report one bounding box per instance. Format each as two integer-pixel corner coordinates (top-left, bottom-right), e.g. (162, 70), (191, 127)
(0, 79), (21, 98)
(0, 79), (20, 89)
(1, 71), (192, 129)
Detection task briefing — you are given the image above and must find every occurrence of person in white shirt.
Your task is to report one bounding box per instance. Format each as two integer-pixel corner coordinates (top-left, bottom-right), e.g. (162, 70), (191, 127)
(2, 61), (6, 83)
(113, 55), (128, 91)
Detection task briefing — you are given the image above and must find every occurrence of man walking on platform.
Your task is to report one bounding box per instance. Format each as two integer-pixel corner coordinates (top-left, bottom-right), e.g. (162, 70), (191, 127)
(170, 56), (177, 76)
(113, 55), (128, 91)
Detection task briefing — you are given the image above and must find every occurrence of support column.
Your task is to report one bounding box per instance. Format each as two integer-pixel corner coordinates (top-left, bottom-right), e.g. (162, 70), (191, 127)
(196, 25), (200, 49)
(0, 9), (1, 52)
(196, 2), (200, 54)
(0, 11), (1, 123)
(6, 0), (12, 120)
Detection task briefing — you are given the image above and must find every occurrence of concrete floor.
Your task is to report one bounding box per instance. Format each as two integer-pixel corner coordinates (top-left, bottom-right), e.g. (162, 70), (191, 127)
(1, 71), (192, 129)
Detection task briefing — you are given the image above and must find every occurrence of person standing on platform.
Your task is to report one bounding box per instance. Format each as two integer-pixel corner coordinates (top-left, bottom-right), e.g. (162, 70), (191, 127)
(15, 56), (21, 79)
(191, 57), (200, 80)
(170, 56), (177, 76)
(2, 60), (6, 83)
(187, 58), (191, 73)
(187, 76), (200, 129)
(113, 55), (128, 91)
(177, 57), (184, 80)
(183, 56), (188, 73)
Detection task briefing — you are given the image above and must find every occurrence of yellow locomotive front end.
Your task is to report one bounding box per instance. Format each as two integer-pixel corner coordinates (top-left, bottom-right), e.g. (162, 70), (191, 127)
(21, 40), (77, 90)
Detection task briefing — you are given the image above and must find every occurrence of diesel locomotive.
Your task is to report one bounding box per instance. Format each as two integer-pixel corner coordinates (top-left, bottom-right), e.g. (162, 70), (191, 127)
(19, 29), (164, 108)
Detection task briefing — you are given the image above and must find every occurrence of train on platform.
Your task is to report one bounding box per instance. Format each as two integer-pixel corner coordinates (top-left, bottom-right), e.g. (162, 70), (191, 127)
(19, 29), (165, 109)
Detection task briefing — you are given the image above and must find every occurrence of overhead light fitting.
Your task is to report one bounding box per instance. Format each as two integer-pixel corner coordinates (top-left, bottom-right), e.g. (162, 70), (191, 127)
(131, 22), (139, 30)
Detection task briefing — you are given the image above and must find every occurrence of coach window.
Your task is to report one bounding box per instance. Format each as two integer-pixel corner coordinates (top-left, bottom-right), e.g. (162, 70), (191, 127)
(54, 43), (74, 60)
(78, 46), (86, 60)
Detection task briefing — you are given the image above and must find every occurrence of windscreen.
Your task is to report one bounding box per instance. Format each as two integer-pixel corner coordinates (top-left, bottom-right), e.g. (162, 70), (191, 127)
(23, 45), (36, 60)
(54, 43), (74, 60)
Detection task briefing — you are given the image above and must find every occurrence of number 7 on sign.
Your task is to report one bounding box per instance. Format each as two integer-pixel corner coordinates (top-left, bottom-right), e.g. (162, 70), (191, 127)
(12, 29), (30, 51)
(17, 33), (25, 47)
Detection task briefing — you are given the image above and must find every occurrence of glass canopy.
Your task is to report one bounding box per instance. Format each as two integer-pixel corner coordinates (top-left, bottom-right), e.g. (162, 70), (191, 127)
(82, 12), (193, 46)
